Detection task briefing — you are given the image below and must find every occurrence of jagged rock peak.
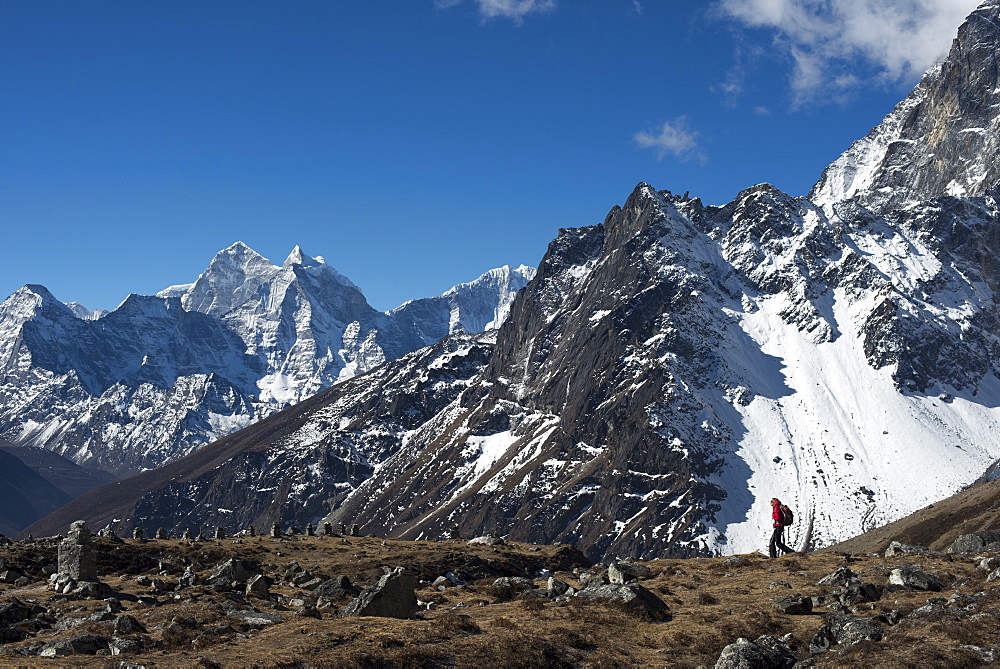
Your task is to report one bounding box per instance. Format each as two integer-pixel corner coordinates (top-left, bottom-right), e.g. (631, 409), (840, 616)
(810, 0), (1000, 214)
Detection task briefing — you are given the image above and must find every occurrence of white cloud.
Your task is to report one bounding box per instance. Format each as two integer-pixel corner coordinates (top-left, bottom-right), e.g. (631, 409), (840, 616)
(436, 0), (556, 23)
(715, 0), (982, 105)
(634, 118), (704, 162)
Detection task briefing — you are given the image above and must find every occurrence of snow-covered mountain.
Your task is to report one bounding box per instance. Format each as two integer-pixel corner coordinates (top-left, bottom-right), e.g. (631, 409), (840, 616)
(24, 2), (1000, 560)
(0, 246), (533, 475)
(810, 1), (1000, 214)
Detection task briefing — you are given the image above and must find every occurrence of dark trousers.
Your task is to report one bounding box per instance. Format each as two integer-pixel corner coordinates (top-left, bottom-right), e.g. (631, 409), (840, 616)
(769, 526), (792, 558)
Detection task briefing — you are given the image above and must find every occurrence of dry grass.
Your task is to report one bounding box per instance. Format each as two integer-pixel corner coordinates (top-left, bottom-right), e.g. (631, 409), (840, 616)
(0, 535), (994, 666)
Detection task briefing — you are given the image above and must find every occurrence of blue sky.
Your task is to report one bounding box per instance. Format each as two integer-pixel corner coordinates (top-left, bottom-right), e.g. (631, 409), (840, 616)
(1, 0), (981, 311)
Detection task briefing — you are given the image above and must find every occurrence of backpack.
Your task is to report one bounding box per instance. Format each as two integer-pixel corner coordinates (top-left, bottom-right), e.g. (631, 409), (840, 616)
(779, 504), (794, 526)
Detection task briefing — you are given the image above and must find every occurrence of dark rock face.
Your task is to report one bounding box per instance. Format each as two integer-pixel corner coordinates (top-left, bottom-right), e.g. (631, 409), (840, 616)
(811, 3), (1000, 214)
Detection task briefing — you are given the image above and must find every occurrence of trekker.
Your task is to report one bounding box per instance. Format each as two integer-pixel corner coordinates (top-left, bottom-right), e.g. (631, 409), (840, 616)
(769, 498), (793, 558)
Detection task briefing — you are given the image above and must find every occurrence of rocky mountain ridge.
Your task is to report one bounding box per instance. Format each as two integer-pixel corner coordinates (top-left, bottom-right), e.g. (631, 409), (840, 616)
(0, 245), (533, 475)
(22, 1), (1000, 561)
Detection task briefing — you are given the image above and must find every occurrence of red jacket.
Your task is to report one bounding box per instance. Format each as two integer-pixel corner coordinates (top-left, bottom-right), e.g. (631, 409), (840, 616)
(772, 504), (783, 527)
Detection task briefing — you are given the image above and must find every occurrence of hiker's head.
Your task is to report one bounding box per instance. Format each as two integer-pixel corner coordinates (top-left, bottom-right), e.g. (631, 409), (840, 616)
(770, 498), (780, 506)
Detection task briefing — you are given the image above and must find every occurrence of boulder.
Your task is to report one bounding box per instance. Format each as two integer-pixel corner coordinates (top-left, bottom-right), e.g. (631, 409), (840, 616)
(39, 634), (110, 657)
(547, 577), (571, 597)
(829, 581), (880, 606)
(817, 567), (860, 587)
(574, 582), (671, 621)
(888, 567), (943, 592)
(209, 559), (261, 586)
(608, 561), (651, 584)
(828, 614), (884, 645)
(468, 535), (505, 546)
(774, 595), (813, 615)
(948, 531), (1000, 554)
(715, 636), (795, 668)
(341, 568), (419, 619)
(245, 574), (270, 599)
(0, 599), (33, 626)
(314, 576), (360, 603)
(884, 541), (946, 558)
(113, 614), (148, 635)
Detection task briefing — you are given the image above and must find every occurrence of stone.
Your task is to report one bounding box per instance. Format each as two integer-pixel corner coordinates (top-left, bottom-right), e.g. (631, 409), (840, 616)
(829, 581), (881, 606)
(948, 531), (1000, 554)
(817, 567), (860, 587)
(341, 568), (419, 619)
(350, 524), (360, 537)
(58, 521), (97, 581)
(431, 576), (452, 589)
(468, 534), (505, 546)
(490, 576), (534, 600)
(209, 558), (261, 586)
(715, 636), (795, 669)
(113, 614), (148, 635)
(271, 522), (282, 538)
(608, 560), (651, 584)
(76, 581), (114, 598)
(248, 526), (256, 537)
(245, 574), (270, 599)
(888, 567), (943, 591)
(182, 528), (194, 540)
(338, 522), (346, 535)
(0, 599), (33, 626)
(132, 528), (143, 540)
(721, 556), (751, 568)
(214, 527), (226, 540)
(306, 523), (315, 536)
(314, 576), (360, 603)
(977, 556), (1000, 572)
(884, 541), (946, 558)
(40, 634), (110, 657)
(828, 614), (884, 645)
(548, 577), (570, 597)
(323, 522), (333, 536)
(226, 609), (284, 626)
(155, 528), (168, 540)
(774, 595), (813, 615)
(574, 582), (671, 621)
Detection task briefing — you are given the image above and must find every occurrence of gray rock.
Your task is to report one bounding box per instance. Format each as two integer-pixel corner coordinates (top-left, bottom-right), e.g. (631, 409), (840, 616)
(246, 574), (270, 599)
(341, 568), (419, 619)
(548, 577), (570, 597)
(828, 614), (884, 646)
(977, 556), (1000, 572)
(314, 576), (360, 602)
(575, 582), (671, 621)
(722, 556), (751, 568)
(888, 567), (943, 591)
(829, 581), (881, 606)
(774, 595), (813, 615)
(948, 531), (1000, 554)
(817, 566), (860, 587)
(109, 636), (144, 656)
(468, 534), (505, 546)
(113, 614), (148, 635)
(209, 558), (261, 585)
(75, 581), (114, 599)
(715, 636), (795, 668)
(39, 634), (110, 657)
(884, 541), (946, 558)
(608, 560), (651, 584)
(0, 599), (33, 626)
(226, 609), (284, 626)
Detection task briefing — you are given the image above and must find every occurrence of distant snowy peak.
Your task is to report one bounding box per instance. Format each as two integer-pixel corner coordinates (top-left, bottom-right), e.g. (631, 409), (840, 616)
(388, 264), (536, 344)
(64, 302), (108, 321)
(810, 1), (1000, 214)
(282, 245), (359, 289)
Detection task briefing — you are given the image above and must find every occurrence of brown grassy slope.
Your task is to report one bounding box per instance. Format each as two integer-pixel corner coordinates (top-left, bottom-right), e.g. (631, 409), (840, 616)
(0, 534), (997, 667)
(822, 477), (1000, 555)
